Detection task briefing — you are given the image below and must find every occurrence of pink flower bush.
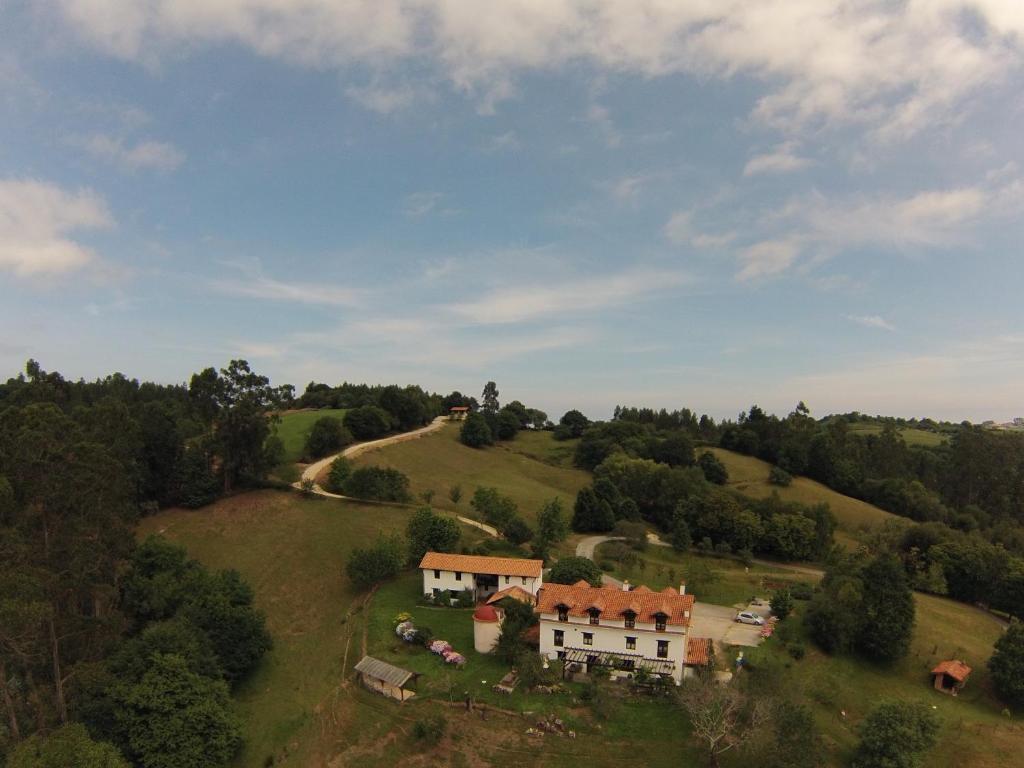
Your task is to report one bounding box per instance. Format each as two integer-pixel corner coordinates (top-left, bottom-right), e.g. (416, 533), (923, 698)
(443, 651), (466, 665)
(430, 640), (452, 655)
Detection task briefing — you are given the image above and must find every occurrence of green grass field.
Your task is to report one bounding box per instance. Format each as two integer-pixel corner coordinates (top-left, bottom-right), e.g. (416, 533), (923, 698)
(708, 447), (896, 541)
(275, 408), (348, 463)
(845, 423), (949, 447)
(349, 423), (591, 526)
(744, 592), (1021, 768)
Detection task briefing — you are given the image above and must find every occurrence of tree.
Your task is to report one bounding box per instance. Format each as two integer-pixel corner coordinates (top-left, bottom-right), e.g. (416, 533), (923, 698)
(858, 554), (915, 663)
(536, 498), (569, 545)
(303, 417), (352, 460)
(496, 408), (520, 440)
(343, 406), (393, 440)
(769, 466), (793, 487)
(406, 508), (461, 562)
(678, 673), (769, 768)
(346, 535), (405, 590)
(481, 381), (500, 414)
(557, 409), (589, 439)
(326, 456), (352, 494)
(766, 701), (823, 768)
(653, 432), (695, 467)
(851, 701), (939, 768)
(175, 442), (219, 509)
(770, 589), (794, 621)
(470, 487), (518, 531)
(698, 452), (729, 485)
(448, 484), (462, 507)
(990, 621), (1024, 708)
(548, 557), (602, 586)
(502, 516), (534, 545)
(459, 412), (493, 448)
(571, 487), (615, 533)
(115, 653), (241, 768)
(6, 723), (129, 768)
(343, 466), (411, 502)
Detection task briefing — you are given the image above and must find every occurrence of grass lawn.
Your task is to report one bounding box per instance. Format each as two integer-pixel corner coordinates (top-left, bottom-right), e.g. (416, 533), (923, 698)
(349, 423), (591, 526)
(595, 542), (818, 607)
(708, 447), (897, 539)
(275, 408), (348, 463)
(741, 592), (1022, 768)
(846, 423), (949, 447)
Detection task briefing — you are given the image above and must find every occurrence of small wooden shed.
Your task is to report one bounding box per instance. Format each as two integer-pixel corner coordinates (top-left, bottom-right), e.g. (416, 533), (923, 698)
(931, 660), (971, 695)
(354, 656), (419, 702)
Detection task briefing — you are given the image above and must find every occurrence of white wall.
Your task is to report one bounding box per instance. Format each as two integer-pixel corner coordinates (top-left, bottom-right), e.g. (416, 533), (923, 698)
(420, 568), (541, 597)
(538, 613), (688, 685)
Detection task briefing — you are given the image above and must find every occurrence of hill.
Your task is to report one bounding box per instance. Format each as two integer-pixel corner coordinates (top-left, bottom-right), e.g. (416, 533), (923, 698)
(845, 422), (949, 447)
(346, 423), (591, 525)
(707, 447), (897, 544)
(276, 408), (349, 463)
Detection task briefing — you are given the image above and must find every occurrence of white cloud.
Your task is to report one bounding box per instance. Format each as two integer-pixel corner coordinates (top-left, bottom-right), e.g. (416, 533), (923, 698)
(743, 141), (812, 176)
(448, 267), (688, 324)
(0, 178), (113, 276)
(53, 1), (1024, 136)
(67, 133), (185, 171)
(210, 271), (360, 307)
(847, 314), (895, 331)
(482, 130), (520, 152)
(404, 191), (444, 217)
(344, 79), (429, 114)
(737, 238), (801, 281)
(664, 209), (736, 249)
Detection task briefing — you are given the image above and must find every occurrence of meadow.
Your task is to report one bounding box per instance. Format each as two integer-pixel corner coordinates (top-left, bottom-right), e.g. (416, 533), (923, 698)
(275, 408), (348, 463)
(348, 424), (591, 526)
(845, 422), (949, 447)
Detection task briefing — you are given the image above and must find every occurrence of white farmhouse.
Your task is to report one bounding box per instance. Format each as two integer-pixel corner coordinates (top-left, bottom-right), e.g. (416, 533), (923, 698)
(536, 580), (695, 685)
(418, 552), (543, 602)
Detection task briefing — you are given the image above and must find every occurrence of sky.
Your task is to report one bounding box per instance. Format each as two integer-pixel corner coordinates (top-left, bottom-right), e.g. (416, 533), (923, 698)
(1, 1), (1023, 422)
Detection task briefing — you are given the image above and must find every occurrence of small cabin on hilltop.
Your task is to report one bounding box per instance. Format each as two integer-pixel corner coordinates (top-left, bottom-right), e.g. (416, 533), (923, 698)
(931, 660), (971, 695)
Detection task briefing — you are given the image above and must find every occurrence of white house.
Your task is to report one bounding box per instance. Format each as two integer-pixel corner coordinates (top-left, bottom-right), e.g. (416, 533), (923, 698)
(418, 552), (543, 602)
(536, 580), (695, 685)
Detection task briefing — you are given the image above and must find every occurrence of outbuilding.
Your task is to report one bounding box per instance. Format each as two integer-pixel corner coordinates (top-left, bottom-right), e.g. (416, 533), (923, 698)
(354, 656), (419, 702)
(931, 660), (971, 696)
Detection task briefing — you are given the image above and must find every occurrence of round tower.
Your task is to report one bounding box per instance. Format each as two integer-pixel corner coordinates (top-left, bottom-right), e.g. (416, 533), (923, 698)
(472, 603), (502, 653)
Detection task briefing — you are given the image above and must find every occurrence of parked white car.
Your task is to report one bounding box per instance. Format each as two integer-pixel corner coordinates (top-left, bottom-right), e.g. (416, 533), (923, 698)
(735, 611), (765, 625)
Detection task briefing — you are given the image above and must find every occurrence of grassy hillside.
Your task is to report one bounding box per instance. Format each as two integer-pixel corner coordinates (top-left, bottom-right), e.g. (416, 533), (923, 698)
(707, 447), (896, 541)
(275, 408), (348, 463)
(348, 423), (591, 525)
(846, 423), (949, 447)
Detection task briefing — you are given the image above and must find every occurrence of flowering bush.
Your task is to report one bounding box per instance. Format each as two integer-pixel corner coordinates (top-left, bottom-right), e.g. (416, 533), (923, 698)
(395, 620), (415, 637)
(394, 612), (413, 625)
(443, 651), (466, 665)
(430, 640), (452, 656)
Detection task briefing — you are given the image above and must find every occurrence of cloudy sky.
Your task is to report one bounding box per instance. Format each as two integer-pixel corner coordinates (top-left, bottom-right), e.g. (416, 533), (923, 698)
(2, 1), (1023, 421)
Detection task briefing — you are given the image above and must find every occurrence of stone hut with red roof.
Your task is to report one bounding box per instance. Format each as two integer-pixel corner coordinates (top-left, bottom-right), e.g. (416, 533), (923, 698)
(535, 580), (695, 685)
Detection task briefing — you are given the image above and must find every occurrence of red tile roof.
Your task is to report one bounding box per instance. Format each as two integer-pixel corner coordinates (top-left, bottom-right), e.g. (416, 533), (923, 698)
(486, 586), (537, 606)
(686, 637), (712, 666)
(931, 660), (972, 682)
(449, 406), (470, 411)
(536, 582), (694, 627)
(419, 552), (543, 578)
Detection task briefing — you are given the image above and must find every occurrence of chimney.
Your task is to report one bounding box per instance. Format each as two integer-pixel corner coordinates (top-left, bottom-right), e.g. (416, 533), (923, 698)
(679, 581), (686, 595)
(622, 580), (630, 592)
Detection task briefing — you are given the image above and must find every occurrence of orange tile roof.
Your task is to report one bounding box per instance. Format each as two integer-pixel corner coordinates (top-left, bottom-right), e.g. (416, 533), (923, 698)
(931, 660), (972, 682)
(686, 637), (712, 666)
(419, 552), (543, 578)
(486, 586), (536, 605)
(536, 582), (694, 627)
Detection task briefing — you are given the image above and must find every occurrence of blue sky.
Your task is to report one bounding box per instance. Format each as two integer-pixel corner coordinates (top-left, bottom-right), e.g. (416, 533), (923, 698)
(2, 1), (1023, 421)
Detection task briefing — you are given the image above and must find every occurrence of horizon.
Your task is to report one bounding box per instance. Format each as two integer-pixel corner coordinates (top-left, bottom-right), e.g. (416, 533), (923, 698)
(3, 3), (1023, 424)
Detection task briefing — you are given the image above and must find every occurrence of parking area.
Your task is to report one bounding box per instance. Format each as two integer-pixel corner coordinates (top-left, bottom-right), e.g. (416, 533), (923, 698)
(690, 601), (771, 648)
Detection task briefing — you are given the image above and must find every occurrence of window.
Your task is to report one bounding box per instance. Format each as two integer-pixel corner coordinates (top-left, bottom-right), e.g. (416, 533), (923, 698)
(505, 575), (510, 584)
(625, 636), (636, 650)
(432, 588), (440, 596)
(557, 607), (568, 622)
(588, 608), (600, 626)
(455, 571), (462, 581)
(553, 630), (564, 647)
(624, 612), (636, 629)
(657, 640), (669, 659)
(434, 569), (440, 579)
(583, 632), (593, 646)
(557, 651), (566, 660)
(655, 614), (667, 632)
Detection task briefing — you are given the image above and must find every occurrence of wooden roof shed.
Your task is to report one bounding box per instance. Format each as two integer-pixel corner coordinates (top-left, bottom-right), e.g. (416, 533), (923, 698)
(354, 656), (419, 702)
(931, 660), (971, 695)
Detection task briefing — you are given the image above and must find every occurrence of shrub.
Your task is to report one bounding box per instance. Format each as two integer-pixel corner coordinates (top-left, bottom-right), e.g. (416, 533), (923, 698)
(548, 556), (603, 586)
(459, 412), (493, 448)
(406, 507), (461, 562)
(769, 466), (793, 487)
(990, 621), (1024, 708)
(789, 581), (814, 600)
(343, 466), (411, 502)
(302, 416), (352, 460)
(503, 515), (534, 544)
(698, 451), (729, 485)
(851, 701), (939, 768)
(787, 642), (806, 660)
(326, 457), (351, 494)
(412, 714), (446, 745)
(714, 540), (732, 556)
(697, 536), (713, 553)
(346, 535), (405, 590)
(344, 406), (393, 440)
(771, 588), (794, 620)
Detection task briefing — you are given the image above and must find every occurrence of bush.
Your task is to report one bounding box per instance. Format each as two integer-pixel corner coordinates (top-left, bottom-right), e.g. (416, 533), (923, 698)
(769, 466), (793, 487)
(346, 535), (405, 590)
(344, 406), (393, 440)
(503, 515), (534, 544)
(326, 456), (351, 494)
(459, 412), (494, 448)
(789, 581), (814, 600)
(548, 556), (602, 586)
(851, 701), (939, 768)
(406, 507), (461, 562)
(787, 642), (806, 660)
(412, 714), (446, 745)
(990, 621), (1024, 708)
(302, 416), (352, 460)
(698, 451), (729, 485)
(771, 588), (794, 620)
(343, 466), (411, 502)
